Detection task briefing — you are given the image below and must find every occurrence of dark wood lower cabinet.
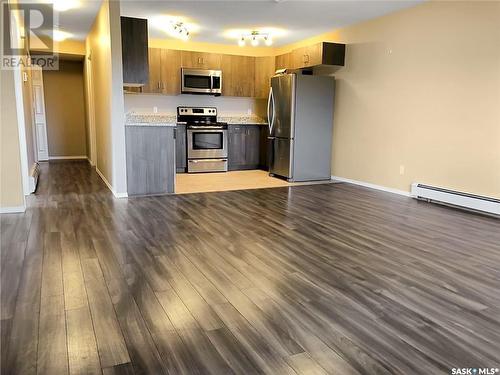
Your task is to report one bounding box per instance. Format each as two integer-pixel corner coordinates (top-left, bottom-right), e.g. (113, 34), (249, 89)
(228, 125), (265, 171)
(175, 125), (187, 173)
(125, 126), (175, 195)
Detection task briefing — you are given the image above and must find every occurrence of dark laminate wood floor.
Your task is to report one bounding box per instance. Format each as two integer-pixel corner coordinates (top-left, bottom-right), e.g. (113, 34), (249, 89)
(1, 161), (499, 375)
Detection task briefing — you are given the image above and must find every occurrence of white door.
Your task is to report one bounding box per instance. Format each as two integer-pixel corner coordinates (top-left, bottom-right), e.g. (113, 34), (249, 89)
(31, 65), (49, 161)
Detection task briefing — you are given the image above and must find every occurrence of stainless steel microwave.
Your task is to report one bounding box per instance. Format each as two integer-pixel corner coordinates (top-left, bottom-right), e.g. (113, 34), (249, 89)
(181, 68), (222, 95)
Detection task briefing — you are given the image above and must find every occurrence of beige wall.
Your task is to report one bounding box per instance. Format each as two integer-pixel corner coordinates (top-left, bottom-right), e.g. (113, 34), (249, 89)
(54, 40), (86, 55)
(0, 69), (25, 209)
(1, 0), (39, 211)
(324, 1), (500, 198)
(87, 2), (113, 183)
(85, 0), (127, 195)
(43, 60), (87, 157)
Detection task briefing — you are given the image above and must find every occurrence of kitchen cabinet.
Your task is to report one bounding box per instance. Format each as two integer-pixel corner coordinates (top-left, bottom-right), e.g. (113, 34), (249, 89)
(292, 42), (345, 69)
(292, 43), (322, 69)
(144, 48), (181, 94)
(245, 126), (261, 166)
(221, 55), (255, 97)
(275, 52), (292, 70)
(126, 126), (175, 195)
(175, 124), (187, 172)
(121, 17), (149, 86)
(144, 48), (161, 93)
(161, 49), (182, 95)
(181, 51), (222, 70)
(254, 56), (275, 99)
(276, 42), (345, 70)
(136, 41), (344, 96)
(228, 125), (262, 170)
(228, 126), (247, 169)
(259, 125), (270, 170)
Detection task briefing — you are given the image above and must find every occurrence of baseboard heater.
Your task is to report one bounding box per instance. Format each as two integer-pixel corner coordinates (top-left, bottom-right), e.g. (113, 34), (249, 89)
(411, 183), (500, 216)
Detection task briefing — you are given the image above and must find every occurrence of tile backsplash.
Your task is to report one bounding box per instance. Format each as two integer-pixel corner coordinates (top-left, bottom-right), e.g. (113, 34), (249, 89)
(124, 93), (267, 117)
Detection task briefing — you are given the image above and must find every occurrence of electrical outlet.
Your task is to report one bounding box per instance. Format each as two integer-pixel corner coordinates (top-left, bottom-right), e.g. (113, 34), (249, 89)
(247, 109), (252, 115)
(399, 165), (405, 175)
(153, 106), (158, 113)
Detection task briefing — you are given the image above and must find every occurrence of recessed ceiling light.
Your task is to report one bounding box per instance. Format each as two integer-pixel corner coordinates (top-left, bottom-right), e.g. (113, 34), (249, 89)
(53, 0), (80, 12)
(53, 29), (72, 42)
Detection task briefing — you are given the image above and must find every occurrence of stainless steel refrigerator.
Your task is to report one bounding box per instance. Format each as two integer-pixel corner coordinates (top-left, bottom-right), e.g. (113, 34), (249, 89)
(267, 73), (335, 182)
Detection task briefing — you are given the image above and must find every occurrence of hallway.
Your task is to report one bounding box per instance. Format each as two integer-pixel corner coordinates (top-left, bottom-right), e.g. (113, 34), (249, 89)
(1, 161), (499, 374)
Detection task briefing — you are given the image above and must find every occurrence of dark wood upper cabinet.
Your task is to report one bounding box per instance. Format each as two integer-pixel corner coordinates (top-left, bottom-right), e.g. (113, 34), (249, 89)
(121, 17), (149, 86)
(317, 42), (345, 66)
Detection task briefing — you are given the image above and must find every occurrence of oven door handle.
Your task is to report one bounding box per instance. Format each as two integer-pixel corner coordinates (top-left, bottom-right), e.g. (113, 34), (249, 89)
(188, 127), (226, 131)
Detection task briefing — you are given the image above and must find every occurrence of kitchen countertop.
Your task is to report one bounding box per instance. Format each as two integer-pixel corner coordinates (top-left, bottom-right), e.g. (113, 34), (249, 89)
(219, 115), (268, 125)
(125, 113), (177, 127)
(125, 112), (268, 127)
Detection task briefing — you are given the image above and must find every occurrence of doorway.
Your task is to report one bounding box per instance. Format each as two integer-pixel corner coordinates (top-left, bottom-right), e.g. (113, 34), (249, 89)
(40, 58), (89, 160)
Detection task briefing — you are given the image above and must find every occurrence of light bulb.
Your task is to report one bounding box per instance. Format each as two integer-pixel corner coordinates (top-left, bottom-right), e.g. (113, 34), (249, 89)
(251, 36), (258, 46)
(238, 37), (245, 47)
(264, 36), (273, 46)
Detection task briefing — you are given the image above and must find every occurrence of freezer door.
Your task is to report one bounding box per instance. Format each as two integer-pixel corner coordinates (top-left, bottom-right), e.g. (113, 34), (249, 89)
(270, 138), (293, 179)
(270, 74), (296, 139)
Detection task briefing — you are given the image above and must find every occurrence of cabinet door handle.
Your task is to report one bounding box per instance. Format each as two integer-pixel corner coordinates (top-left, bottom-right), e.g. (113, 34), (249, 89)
(173, 128), (177, 139)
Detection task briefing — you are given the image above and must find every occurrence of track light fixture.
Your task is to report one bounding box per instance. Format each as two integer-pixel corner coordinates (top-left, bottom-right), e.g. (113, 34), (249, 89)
(171, 21), (190, 40)
(238, 31), (272, 47)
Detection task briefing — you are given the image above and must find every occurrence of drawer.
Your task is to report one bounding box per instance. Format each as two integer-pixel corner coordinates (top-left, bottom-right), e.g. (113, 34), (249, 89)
(187, 159), (228, 173)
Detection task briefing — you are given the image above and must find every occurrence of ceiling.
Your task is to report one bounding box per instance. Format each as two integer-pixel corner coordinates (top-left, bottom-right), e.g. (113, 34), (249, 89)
(38, 0), (422, 45)
(121, 0), (422, 46)
(28, 0), (103, 41)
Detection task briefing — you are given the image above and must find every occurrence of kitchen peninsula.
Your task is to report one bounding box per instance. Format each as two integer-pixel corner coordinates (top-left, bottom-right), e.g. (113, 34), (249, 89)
(124, 110), (270, 196)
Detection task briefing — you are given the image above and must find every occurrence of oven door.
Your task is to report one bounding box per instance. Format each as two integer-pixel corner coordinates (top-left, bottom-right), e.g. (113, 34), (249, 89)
(187, 128), (228, 159)
(182, 68), (222, 95)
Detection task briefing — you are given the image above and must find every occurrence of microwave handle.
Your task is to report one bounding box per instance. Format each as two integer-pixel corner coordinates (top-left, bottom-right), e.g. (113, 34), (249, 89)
(210, 75), (214, 92)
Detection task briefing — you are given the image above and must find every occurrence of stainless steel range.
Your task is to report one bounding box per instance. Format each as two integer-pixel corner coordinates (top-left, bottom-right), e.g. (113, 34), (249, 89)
(177, 106), (228, 173)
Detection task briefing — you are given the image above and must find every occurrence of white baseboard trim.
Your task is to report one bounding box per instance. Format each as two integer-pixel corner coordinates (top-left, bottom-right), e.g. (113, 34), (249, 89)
(49, 155), (88, 160)
(0, 205), (26, 214)
(332, 176), (410, 197)
(95, 167), (128, 199)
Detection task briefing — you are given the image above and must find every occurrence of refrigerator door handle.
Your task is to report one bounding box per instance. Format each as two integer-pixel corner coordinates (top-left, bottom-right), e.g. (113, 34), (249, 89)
(267, 86), (274, 133)
(271, 88), (276, 133)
